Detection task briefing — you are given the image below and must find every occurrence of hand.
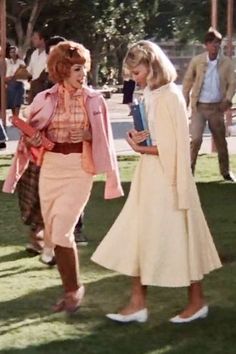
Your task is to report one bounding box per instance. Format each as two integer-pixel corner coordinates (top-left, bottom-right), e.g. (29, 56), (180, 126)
(24, 131), (42, 147)
(5, 76), (14, 83)
(219, 100), (232, 112)
(70, 128), (92, 143)
(70, 128), (84, 143)
(128, 129), (150, 144)
(82, 128), (92, 141)
(126, 132), (140, 153)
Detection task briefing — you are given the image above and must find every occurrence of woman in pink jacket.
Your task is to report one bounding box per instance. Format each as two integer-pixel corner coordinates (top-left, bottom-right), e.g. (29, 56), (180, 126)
(3, 41), (123, 313)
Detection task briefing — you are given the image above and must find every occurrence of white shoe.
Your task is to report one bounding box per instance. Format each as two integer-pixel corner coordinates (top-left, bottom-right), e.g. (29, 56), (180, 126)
(169, 305), (208, 323)
(106, 308), (148, 323)
(40, 248), (56, 266)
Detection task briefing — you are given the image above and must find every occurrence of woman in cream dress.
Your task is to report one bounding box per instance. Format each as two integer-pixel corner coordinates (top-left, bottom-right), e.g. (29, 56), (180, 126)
(92, 40), (222, 323)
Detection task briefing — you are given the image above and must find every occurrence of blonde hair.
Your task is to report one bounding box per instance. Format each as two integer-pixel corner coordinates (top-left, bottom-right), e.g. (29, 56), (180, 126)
(123, 40), (177, 90)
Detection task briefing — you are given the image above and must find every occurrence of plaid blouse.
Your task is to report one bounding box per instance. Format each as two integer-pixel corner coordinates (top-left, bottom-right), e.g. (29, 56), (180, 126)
(46, 86), (88, 143)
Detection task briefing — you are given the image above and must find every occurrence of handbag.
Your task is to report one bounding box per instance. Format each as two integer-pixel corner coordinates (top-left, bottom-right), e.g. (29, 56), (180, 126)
(14, 65), (31, 80)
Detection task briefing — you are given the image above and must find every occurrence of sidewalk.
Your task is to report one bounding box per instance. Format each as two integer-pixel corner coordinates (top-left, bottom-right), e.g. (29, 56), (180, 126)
(1, 93), (236, 156)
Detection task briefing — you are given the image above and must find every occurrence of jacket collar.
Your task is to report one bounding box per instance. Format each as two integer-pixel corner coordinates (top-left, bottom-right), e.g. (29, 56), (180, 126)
(44, 83), (101, 98)
(201, 51), (225, 64)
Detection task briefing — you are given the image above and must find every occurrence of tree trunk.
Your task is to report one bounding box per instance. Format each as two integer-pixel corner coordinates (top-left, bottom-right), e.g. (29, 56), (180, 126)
(7, 0), (47, 56)
(116, 42), (128, 84)
(91, 59), (100, 87)
(15, 19), (25, 55)
(23, 0), (47, 53)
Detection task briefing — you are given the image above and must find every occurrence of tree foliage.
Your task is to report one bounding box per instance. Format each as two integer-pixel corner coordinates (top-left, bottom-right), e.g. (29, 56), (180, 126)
(32, 0), (148, 84)
(6, 0), (47, 53)
(5, 0), (236, 84)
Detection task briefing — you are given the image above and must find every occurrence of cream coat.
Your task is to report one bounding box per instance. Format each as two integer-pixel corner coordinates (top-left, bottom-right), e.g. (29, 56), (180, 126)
(145, 83), (192, 210)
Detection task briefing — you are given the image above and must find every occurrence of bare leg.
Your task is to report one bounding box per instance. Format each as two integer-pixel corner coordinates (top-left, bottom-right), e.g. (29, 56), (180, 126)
(119, 277), (147, 315)
(178, 281), (205, 318)
(53, 245), (85, 313)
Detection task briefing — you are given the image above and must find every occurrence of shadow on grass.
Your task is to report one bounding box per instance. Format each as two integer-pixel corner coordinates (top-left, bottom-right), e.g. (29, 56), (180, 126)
(0, 249), (36, 263)
(0, 155), (13, 160)
(0, 181), (130, 248)
(1, 177), (236, 264)
(1, 272), (236, 354)
(0, 265), (53, 279)
(195, 181), (236, 265)
(0, 274), (129, 335)
(0, 164), (12, 168)
(0, 265), (19, 273)
(0, 284), (62, 326)
(1, 306), (236, 354)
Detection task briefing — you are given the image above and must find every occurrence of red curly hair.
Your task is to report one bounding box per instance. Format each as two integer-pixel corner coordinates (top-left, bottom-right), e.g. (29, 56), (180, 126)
(47, 41), (91, 83)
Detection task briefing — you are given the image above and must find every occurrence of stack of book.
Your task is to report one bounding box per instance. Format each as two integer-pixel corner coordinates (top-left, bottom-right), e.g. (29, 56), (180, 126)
(131, 101), (152, 146)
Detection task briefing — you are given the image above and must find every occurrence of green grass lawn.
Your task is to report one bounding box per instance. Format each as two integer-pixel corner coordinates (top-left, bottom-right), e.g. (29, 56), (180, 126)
(0, 154), (236, 354)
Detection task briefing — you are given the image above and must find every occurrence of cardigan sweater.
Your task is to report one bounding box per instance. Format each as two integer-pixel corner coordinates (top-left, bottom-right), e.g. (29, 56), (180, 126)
(144, 83), (192, 210)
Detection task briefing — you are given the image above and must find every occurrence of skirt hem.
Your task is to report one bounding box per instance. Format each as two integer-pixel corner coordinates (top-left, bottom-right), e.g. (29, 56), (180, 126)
(91, 256), (222, 288)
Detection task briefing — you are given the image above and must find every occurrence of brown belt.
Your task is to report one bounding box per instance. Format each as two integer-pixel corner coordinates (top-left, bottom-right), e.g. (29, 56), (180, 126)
(51, 142), (83, 154)
(197, 102), (221, 106)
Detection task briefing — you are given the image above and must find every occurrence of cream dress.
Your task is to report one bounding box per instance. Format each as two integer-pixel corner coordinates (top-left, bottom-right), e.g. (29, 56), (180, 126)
(91, 83), (222, 287)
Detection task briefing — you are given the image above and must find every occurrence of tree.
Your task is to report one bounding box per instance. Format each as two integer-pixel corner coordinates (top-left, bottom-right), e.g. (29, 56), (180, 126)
(6, 0), (235, 85)
(28, 0), (119, 85)
(144, 0), (236, 43)
(6, 0), (48, 54)
(108, 0), (147, 82)
(34, 0), (147, 85)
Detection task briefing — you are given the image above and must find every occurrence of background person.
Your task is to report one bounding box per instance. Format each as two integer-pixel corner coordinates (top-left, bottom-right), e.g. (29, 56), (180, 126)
(0, 45), (7, 149)
(182, 28), (236, 181)
(27, 29), (48, 103)
(5, 46), (26, 117)
(17, 29), (49, 256)
(122, 71), (135, 115)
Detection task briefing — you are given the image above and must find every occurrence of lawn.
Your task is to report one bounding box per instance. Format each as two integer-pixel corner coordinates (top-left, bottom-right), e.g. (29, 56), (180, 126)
(0, 154), (236, 354)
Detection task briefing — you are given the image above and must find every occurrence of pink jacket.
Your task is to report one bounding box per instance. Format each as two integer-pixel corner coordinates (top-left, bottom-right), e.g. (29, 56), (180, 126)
(3, 84), (124, 199)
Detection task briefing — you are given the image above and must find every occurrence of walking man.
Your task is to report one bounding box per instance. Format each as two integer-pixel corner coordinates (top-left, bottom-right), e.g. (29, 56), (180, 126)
(183, 28), (236, 181)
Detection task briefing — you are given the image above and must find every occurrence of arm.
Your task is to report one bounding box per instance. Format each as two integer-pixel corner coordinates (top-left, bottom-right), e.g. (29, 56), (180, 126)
(225, 58), (236, 103)
(27, 54), (33, 76)
(126, 132), (158, 155)
(218, 59), (236, 112)
(12, 116), (54, 166)
(182, 58), (196, 107)
(70, 128), (92, 142)
(5, 59), (14, 82)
